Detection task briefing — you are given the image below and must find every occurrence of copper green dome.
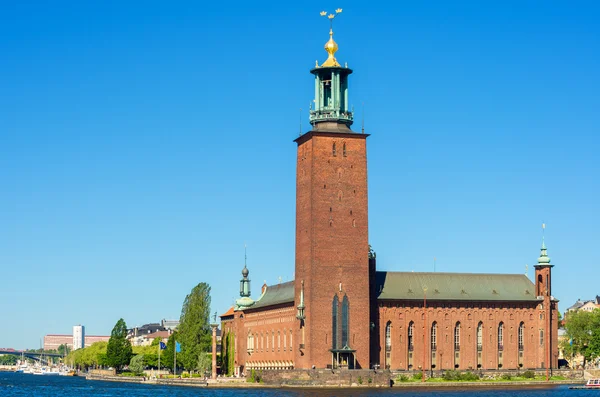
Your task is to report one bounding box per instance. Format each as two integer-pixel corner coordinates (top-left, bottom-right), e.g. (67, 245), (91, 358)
(537, 239), (551, 264)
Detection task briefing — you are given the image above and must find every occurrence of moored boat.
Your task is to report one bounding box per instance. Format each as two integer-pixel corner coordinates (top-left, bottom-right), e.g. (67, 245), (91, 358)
(587, 379), (600, 388)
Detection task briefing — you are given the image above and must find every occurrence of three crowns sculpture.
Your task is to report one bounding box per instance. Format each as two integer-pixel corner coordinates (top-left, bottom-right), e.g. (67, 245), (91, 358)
(318, 8), (343, 67)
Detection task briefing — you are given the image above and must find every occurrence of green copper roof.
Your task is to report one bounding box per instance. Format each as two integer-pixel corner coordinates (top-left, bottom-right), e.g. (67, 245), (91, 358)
(249, 281), (295, 310)
(376, 271), (538, 301)
(537, 239), (551, 265)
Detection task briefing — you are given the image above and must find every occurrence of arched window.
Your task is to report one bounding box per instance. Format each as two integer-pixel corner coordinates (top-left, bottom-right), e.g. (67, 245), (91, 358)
(431, 322), (437, 351)
(333, 142), (337, 156)
(408, 321), (414, 351)
(454, 322), (461, 350)
(477, 322), (483, 350)
(341, 295), (349, 347)
(332, 295), (339, 349)
(498, 322), (504, 350)
(385, 321), (392, 351)
(518, 322), (525, 350)
(538, 274), (543, 296)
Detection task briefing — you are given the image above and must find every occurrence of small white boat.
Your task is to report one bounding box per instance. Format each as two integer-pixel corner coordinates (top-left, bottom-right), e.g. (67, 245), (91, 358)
(570, 379), (600, 389)
(43, 367), (61, 375)
(587, 379), (600, 388)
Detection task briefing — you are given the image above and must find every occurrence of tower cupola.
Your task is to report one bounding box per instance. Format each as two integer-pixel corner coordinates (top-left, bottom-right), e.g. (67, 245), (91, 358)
(309, 9), (353, 130)
(537, 239), (552, 265)
(235, 248), (254, 310)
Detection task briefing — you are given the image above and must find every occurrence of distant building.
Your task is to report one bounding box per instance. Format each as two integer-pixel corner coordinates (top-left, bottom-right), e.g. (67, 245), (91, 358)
(43, 334), (110, 351)
(134, 330), (172, 346)
(161, 319), (179, 330)
(84, 335), (110, 346)
(127, 323), (167, 346)
(566, 297), (600, 315)
(73, 325), (85, 350)
(44, 335), (72, 351)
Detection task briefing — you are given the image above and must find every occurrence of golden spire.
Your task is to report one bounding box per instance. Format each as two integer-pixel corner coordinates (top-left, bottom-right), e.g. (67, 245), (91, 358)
(319, 9), (343, 67)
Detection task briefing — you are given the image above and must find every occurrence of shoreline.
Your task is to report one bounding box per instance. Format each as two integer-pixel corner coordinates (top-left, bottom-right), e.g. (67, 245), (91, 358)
(84, 373), (583, 389)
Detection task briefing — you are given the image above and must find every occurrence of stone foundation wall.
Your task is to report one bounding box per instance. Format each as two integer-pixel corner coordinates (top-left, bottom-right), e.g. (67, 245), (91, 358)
(257, 369), (391, 387)
(391, 368), (584, 380)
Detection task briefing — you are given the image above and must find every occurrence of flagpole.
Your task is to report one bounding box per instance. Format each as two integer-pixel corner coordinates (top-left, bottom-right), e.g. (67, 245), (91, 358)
(158, 342), (161, 374)
(174, 342), (176, 376)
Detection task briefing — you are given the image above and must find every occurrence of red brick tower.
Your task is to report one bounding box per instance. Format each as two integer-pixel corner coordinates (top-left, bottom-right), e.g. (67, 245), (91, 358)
(294, 13), (371, 369)
(534, 233), (559, 372)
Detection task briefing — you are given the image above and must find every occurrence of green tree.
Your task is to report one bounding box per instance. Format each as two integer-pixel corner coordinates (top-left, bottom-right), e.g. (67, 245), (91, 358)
(178, 282), (212, 372)
(65, 341), (108, 370)
(0, 355), (18, 365)
(57, 344), (70, 356)
(106, 318), (133, 371)
(562, 309), (600, 367)
(129, 354), (145, 375)
(197, 352), (212, 376)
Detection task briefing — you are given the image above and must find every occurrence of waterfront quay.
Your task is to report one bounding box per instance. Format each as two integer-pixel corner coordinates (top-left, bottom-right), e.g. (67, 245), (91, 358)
(0, 371), (593, 397)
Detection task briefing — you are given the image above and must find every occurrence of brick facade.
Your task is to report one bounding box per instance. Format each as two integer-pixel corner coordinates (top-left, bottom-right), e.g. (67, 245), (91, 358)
(293, 131), (371, 370)
(375, 297), (559, 371)
(43, 334), (110, 351)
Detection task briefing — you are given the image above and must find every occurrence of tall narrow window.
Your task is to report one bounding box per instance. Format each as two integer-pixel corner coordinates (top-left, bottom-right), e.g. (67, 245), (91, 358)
(343, 143), (347, 157)
(408, 322), (414, 351)
(539, 329), (544, 346)
(332, 296), (339, 349)
(431, 322), (437, 351)
(333, 142), (337, 156)
(385, 321), (392, 369)
(341, 295), (349, 347)
(498, 322), (504, 350)
(454, 322), (461, 350)
(518, 322), (525, 350)
(385, 321), (392, 351)
(477, 322), (483, 368)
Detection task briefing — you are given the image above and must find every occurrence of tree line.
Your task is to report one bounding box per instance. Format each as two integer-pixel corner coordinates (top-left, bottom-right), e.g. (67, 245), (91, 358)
(66, 282), (213, 375)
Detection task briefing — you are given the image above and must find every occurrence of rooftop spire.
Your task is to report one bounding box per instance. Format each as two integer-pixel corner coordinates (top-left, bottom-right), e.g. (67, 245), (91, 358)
(537, 223), (551, 265)
(236, 245), (254, 310)
(319, 9), (343, 67)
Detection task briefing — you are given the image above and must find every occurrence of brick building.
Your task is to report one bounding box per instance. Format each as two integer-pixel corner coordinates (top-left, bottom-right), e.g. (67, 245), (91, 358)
(220, 19), (559, 375)
(43, 334), (110, 351)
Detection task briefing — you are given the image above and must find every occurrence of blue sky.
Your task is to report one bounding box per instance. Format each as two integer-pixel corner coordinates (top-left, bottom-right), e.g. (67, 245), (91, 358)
(1, 1), (598, 349)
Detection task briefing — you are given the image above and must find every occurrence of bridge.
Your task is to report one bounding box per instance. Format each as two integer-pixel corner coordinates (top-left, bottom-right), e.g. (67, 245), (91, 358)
(0, 349), (64, 365)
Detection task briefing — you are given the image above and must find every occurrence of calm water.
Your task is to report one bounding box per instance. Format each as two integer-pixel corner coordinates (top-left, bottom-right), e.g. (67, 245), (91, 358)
(0, 372), (593, 396)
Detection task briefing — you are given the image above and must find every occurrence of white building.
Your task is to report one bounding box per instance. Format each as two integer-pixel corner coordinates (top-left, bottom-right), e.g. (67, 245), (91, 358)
(73, 325), (85, 350)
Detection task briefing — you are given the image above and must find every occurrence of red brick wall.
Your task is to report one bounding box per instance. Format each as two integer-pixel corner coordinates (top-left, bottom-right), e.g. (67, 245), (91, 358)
(43, 335), (71, 351)
(241, 304), (296, 370)
(84, 336), (110, 347)
(294, 132), (371, 369)
(376, 299), (558, 371)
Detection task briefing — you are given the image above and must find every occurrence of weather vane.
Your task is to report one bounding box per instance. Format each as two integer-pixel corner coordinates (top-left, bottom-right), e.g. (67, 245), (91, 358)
(320, 8), (343, 29)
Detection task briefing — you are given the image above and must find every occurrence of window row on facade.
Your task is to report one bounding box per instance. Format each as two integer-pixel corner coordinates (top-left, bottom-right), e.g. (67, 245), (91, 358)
(385, 320), (543, 369)
(247, 329), (293, 355)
